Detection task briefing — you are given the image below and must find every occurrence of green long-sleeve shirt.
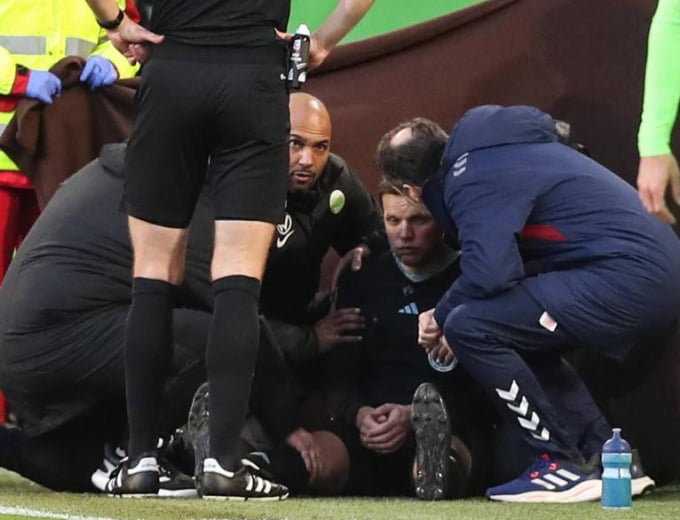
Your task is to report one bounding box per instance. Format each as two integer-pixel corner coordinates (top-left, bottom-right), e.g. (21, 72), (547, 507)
(638, 0), (680, 157)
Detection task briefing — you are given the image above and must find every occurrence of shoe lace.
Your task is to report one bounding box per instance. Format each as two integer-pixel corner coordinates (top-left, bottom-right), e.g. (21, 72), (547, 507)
(158, 456), (187, 479)
(158, 463), (173, 479)
(241, 452), (274, 480)
(526, 456), (554, 477)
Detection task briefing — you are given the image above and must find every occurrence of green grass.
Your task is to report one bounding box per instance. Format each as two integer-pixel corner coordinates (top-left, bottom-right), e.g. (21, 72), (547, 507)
(1, 469), (679, 520)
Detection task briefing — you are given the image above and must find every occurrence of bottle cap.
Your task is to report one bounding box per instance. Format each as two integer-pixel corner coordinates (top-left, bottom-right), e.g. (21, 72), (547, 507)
(296, 24), (311, 36)
(602, 427), (631, 453)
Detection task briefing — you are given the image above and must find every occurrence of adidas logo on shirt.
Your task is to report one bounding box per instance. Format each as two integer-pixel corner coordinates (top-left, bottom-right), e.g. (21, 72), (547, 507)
(398, 302), (419, 315)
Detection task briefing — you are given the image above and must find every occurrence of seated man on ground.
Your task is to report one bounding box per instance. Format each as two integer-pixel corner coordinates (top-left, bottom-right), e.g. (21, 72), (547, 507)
(322, 176), (500, 499)
(380, 107), (670, 503)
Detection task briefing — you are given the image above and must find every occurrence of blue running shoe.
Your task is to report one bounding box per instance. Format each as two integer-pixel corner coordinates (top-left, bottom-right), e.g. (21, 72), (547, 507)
(486, 454), (602, 503)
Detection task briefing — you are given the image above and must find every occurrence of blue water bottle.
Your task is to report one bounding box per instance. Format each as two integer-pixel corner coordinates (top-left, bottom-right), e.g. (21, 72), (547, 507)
(601, 428), (632, 509)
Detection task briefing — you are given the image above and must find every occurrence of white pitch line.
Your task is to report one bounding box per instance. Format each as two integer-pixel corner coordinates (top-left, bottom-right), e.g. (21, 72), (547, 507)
(0, 505), (117, 520)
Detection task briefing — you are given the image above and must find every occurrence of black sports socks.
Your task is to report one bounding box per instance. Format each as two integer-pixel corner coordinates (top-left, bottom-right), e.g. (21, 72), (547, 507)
(206, 275), (261, 469)
(125, 277), (175, 460)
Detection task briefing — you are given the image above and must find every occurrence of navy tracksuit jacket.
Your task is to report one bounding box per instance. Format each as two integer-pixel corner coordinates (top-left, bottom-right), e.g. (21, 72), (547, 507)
(421, 105), (680, 462)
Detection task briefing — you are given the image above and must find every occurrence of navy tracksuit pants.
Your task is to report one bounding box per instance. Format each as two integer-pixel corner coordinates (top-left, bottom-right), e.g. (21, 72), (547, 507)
(442, 285), (611, 463)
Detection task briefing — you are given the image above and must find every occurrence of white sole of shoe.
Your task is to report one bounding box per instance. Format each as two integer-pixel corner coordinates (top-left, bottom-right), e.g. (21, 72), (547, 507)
(157, 488), (199, 498)
(201, 492), (289, 501)
(109, 493), (159, 499)
(488, 479), (602, 503)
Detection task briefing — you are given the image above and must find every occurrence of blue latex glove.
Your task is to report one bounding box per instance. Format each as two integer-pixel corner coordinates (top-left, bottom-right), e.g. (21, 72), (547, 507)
(79, 56), (118, 89)
(25, 70), (62, 104)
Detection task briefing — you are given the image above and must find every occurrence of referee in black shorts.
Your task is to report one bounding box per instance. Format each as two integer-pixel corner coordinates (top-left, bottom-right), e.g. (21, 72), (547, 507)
(85, 0), (375, 500)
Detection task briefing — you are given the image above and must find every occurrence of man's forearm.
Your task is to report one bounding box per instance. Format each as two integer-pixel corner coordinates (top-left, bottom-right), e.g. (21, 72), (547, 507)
(84, 0), (121, 24)
(316, 0), (375, 52)
(84, 0), (163, 62)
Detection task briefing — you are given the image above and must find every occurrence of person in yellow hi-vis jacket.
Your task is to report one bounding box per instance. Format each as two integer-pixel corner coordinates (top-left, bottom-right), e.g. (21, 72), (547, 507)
(0, 0), (141, 284)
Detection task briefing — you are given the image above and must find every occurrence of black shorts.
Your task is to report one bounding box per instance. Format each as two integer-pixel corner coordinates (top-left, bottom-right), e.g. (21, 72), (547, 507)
(124, 41), (290, 228)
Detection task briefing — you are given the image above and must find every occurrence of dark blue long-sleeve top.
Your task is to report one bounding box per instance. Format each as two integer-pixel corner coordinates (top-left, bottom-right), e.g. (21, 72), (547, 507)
(423, 105), (680, 356)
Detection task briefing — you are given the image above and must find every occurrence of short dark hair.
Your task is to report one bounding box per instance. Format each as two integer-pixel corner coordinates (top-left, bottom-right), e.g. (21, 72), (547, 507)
(375, 118), (448, 187)
(376, 176), (409, 210)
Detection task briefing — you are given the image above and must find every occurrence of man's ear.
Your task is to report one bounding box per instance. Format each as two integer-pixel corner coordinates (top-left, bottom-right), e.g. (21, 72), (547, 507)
(402, 183), (423, 202)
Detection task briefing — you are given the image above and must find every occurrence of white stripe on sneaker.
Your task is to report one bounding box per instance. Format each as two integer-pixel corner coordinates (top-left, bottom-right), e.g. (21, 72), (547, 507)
(555, 468), (581, 481)
(543, 473), (569, 486)
(530, 478), (556, 490)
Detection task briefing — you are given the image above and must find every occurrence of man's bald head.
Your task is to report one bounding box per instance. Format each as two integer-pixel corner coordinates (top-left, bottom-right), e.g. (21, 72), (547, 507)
(288, 93), (333, 192)
(289, 92), (332, 138)
(389, 127), (413, 148)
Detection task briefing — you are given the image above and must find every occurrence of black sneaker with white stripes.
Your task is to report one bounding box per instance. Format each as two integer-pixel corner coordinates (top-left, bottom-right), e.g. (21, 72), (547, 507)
(91, 443), (126, 492)
(199, 458), (289, 501)
(92, 443), (196, 498)
(105, 453), (159, 497)
(411, 382), (451, 500)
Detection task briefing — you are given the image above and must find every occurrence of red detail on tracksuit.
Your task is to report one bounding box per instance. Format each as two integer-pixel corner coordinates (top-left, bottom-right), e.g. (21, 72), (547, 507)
(520, 224), (566, 242)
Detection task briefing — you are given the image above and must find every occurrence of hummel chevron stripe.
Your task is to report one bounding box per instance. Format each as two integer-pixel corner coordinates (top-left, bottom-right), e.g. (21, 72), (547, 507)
(495, 380), (551, 442)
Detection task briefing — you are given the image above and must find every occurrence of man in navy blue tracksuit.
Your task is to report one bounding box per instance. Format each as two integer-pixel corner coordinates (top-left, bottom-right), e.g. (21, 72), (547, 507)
(376, 106), (680, 503)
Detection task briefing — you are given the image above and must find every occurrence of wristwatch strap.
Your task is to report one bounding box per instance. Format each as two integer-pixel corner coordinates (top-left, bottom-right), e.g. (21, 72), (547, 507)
(97, 8), (125, 30)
